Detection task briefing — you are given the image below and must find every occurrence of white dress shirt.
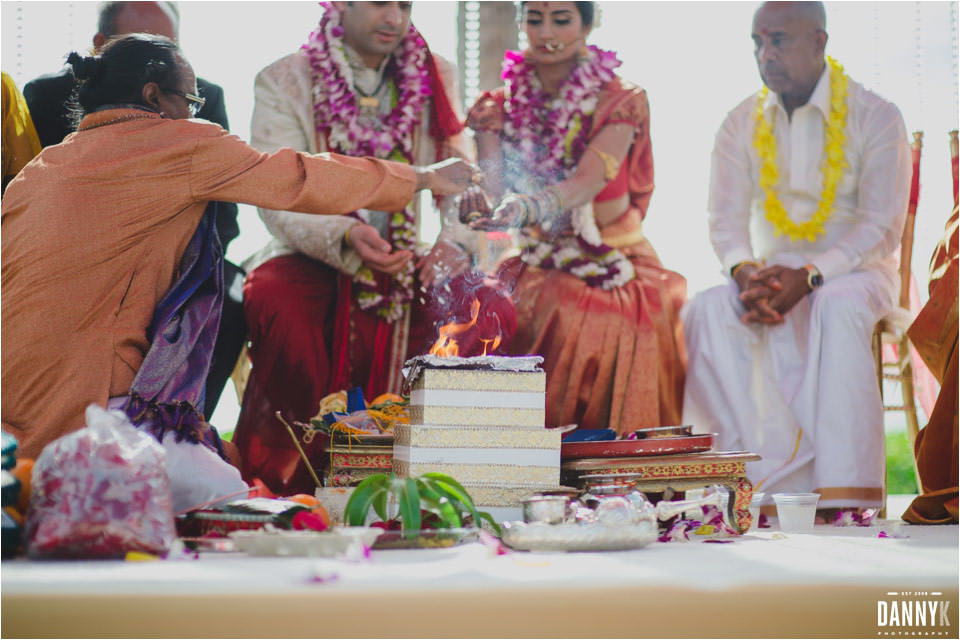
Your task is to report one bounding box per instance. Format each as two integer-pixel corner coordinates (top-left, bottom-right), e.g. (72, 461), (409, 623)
(708, 65), (911, 282)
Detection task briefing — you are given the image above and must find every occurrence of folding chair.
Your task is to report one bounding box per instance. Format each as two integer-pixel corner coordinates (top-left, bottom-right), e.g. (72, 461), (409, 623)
(872, 131), (924, 494)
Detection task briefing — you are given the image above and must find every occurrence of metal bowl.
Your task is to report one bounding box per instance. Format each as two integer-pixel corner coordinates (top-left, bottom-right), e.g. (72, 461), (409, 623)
(521, 495), (571, 525)
(527, 486), (580, 498)
(631, 425), (694, 439)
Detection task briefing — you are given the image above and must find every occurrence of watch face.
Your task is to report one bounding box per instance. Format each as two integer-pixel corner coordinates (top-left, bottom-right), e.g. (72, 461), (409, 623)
(810, 273), (824, 289)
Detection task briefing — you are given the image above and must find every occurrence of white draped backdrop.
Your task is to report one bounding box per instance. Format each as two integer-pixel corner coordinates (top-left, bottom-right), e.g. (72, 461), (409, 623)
(3, 1), (957, 430)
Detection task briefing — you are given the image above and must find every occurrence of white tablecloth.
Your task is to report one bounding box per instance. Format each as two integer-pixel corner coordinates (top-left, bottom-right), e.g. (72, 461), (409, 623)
(3, 520), (956, 638)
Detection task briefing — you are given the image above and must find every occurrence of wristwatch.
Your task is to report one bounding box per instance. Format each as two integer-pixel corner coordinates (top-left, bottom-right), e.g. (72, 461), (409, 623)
(803, 264), (823, 290)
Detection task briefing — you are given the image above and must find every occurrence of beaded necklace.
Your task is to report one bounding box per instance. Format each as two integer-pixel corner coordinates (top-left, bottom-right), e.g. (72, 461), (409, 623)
(78, 105), (161, 131)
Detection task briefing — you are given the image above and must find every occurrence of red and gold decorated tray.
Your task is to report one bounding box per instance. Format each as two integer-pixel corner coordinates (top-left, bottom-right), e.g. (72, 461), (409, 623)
(560, 434), (714, 461)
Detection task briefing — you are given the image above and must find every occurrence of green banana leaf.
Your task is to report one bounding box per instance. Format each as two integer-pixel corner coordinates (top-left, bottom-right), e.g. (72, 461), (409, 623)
(396, 477), (422, 537)
(342, 472), (499, 537)
(416, 478), (462, 529)
(343, 474), (390, 526)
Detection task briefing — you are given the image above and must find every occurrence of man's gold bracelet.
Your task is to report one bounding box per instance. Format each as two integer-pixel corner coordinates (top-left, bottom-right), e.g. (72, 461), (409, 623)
(730, 260), (762, 278)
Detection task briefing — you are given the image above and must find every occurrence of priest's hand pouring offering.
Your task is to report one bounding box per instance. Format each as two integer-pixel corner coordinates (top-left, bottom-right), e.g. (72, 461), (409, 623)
(415, 158), (479, 196)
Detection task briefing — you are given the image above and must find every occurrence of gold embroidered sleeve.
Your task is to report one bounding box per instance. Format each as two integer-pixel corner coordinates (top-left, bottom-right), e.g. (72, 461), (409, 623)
(605, 90), (646, 130)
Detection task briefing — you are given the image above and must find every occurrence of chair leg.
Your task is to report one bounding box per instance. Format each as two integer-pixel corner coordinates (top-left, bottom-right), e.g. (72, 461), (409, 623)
(898, 339), (924, 494)
(874, 328), (887, 517)
(872, 329), (884, 394)
(879, 422), (887, 519)
(230, 342), (252, 404)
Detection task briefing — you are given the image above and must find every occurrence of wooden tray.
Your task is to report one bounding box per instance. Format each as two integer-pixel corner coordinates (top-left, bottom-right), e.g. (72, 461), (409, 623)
(561, 434), (714, 461)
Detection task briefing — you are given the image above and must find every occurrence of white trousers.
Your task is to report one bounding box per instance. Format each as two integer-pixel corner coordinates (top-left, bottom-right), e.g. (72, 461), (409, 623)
(682, 268), (896, 509)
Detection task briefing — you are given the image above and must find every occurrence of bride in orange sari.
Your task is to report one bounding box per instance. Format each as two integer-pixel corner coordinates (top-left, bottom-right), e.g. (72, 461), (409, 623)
(463, 1), (685, 435)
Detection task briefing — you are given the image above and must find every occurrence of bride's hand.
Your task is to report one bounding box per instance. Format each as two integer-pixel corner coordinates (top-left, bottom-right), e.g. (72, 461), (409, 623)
(469, 194), (528, 230)
(457, 185), (493, 225)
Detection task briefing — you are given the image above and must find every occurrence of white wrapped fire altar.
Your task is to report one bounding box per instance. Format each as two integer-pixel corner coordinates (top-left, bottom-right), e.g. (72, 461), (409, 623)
(394, 355), (561, 511)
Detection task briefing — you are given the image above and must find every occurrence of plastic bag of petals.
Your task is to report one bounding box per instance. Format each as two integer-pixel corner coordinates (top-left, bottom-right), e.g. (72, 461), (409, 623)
(25, 404), (177, 558)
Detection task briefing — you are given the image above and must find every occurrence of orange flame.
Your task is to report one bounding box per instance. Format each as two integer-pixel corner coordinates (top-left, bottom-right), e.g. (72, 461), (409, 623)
(428, 298), (504, 358)
(429, 299), (481, 358)
(479, 335), (502, 356)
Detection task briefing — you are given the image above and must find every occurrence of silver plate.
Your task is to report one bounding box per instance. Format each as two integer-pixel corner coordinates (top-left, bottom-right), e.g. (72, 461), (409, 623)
(229, 527), (381, 557)
(631, 425), (694, 439)
(500, 520), (657, 552)
(402, 355), (544, 390)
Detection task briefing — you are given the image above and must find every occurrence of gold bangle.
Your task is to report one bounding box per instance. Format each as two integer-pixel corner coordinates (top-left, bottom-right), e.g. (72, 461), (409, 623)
(545, 186), (565, 213)
(343, 225), (353, 246)
(587, 144), (620, 181)
(518, 195), (537, 227)
(529, 187), (565, 231)
(730, 260), (761, 278)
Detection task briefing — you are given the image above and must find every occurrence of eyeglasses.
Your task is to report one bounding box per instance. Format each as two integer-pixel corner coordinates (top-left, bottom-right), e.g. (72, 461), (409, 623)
(162, 88), (205, 117)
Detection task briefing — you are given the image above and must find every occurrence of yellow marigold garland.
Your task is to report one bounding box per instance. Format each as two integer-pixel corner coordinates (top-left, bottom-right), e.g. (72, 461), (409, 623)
(753, 56), (849, 242)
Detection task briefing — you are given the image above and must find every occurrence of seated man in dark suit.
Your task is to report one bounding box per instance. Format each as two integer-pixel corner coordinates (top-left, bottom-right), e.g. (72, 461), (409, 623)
(24, 0), (245, 421)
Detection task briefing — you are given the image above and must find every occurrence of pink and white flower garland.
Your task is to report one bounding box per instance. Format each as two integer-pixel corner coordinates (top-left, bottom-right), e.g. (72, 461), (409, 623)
(501, 45), (635, 290)
(301, 2), (431, 321)
(657, 504), (738, 542)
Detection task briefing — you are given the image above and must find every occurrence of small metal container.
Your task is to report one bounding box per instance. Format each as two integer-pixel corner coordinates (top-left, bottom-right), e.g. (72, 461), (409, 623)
(521, 495), (571, 525)
(631, 425), (694, 439)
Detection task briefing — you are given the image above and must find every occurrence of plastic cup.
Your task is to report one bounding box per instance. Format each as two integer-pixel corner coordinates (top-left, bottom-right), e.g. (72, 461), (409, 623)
(748, 492), (766, 531)
(772, 493), (820, 533)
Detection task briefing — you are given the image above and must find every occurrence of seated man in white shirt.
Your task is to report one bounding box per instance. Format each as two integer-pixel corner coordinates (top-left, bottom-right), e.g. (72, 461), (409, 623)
(682, 1), (910, 516)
